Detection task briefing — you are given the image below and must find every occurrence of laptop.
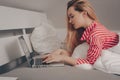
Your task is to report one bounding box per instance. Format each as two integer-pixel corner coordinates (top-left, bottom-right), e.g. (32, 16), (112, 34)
(18, 36), (64, 68)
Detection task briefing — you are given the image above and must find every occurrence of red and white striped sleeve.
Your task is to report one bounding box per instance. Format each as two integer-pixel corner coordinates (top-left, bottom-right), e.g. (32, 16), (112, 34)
(76, 34), (103, 65)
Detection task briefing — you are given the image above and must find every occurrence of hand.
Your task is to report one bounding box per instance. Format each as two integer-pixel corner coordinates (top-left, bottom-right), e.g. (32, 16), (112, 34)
(51, 49), (62, 55)
(41, 53), (65, 63)
(52, 49), (70, 56)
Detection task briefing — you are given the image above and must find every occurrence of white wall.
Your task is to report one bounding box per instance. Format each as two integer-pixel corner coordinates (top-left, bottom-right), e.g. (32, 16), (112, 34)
(46, 0), (68, 29)
(47, 0), (120, 31)
(90, 0), (120, 30)
(0, 5), (47, 30)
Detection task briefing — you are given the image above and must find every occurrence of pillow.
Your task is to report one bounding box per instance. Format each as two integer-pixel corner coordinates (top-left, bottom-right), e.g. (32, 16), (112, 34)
(72, 42), (93, 70)
(30, 22), (61, 54)
(72, 42), (89, 58)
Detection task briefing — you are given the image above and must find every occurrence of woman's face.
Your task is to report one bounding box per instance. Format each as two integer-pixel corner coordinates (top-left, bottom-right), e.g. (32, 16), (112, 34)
(67, 6), (86, 29)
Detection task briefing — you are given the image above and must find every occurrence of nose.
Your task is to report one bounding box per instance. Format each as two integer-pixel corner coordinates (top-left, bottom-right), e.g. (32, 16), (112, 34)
(69, 19), (72, 23)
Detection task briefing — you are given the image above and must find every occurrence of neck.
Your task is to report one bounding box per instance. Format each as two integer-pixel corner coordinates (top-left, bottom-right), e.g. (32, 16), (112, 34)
(84, 18), (93, 28)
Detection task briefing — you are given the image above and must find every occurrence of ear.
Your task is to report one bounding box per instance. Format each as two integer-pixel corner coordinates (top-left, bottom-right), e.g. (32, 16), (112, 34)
(82, 11), (87, 17)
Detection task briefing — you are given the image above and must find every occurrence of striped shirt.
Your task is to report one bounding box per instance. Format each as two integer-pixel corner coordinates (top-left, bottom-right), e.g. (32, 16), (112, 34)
(76, 21), (119, 65)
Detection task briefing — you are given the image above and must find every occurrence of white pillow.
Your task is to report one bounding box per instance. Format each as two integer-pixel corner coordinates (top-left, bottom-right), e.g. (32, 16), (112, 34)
(30, 22), (61, 54)
(72, 42), (93, 70)
(72, 42), (89, 58)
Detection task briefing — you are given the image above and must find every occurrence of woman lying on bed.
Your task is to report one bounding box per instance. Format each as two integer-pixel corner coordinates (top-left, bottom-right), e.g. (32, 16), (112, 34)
(41, 0), (120, 74)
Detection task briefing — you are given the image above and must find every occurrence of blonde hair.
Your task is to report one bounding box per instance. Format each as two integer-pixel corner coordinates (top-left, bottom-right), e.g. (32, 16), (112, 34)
(65, 0), (99, 53)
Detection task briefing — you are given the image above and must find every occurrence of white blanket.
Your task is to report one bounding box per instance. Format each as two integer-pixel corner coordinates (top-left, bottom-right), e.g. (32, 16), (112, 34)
(72, 42), (120, 74)
(93, 50), (120, 74)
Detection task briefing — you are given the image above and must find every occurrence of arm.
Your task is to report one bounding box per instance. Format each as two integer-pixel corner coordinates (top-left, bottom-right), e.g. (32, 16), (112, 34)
(62, 56), (77, 66)
(53, 49), (77, 65)
(42, 53), (77, 66)
(41, 49), (77, 66)
(61, 49), (71, 56)
(51, 49), (71, 56)
(76, 35), (103, 65)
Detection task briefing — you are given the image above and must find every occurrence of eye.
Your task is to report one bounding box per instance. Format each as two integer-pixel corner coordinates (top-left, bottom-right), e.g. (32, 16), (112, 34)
(70, 15), (74, 18)
(69, 15), (74, 19)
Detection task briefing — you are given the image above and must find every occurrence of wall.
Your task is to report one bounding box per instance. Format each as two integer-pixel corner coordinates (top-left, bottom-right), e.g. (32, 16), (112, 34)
(0, 5), (48, 38)
(90, 0), (120, 30)
(47, 0), (120, 31)
(0, 5), (47, 30)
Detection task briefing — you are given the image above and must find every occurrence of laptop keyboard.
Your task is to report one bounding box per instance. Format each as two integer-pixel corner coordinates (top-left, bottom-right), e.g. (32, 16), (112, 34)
(35, 58), (43, 65)
(32, 58), (50, 68)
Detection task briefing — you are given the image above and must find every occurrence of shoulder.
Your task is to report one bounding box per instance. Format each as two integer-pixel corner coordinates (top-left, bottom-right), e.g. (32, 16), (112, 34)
(90, 23), (106, 37)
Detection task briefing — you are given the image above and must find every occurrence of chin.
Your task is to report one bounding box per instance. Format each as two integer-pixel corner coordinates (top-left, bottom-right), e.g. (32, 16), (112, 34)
(75, 27), (79, 30)
(75, 26), (81, 29)
(76, 27), (85, 30)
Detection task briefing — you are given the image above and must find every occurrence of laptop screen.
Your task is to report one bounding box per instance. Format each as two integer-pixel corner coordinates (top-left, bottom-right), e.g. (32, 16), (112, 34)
(18, 36), (32, 67)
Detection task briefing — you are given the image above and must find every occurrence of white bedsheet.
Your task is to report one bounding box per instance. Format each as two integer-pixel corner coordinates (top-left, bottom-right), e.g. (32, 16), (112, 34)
(72, 42), (120, 74)
(93, 50), (120, 74)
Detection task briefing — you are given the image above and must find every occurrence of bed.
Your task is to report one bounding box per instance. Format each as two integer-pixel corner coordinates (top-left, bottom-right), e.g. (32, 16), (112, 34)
(1, 63), (120, 80)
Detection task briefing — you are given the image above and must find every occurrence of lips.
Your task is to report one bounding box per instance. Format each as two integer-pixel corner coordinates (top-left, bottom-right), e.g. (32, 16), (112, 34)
(71, 23), (74, 26)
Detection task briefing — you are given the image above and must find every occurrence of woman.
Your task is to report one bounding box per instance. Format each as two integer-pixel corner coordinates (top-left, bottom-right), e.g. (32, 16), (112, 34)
(42, 0), (120, 73)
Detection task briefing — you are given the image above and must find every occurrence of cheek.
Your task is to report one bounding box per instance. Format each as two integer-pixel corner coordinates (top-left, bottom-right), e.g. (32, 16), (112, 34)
(74, 20), (82, 29)
(74, 17), (80, 23)
(77, 17), (85, 25)
(76, 18), (82, 26)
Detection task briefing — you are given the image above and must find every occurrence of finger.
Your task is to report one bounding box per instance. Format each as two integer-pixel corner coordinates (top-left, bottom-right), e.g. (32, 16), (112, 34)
(43, 56), (53, 63)
(40, 54), (50, 59)
(46, 59), (55, 63)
